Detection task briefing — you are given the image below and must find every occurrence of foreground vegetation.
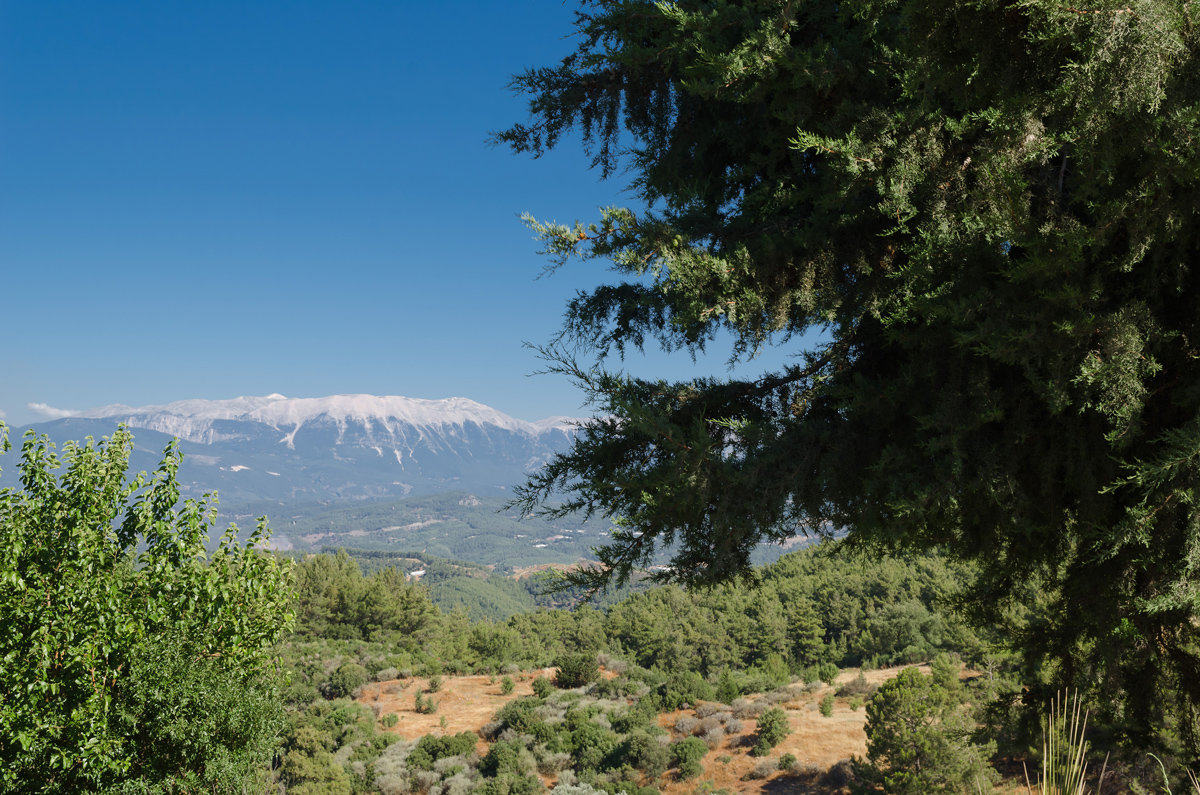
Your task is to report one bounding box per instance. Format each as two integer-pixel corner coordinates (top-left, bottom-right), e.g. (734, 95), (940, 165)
(6, 425), (1200, 792)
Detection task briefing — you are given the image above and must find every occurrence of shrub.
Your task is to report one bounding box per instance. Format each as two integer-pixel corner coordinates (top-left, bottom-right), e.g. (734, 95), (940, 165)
(835, 672), (874, 698)
(381, 713), (399, 728)
(819, 694), (834, 718)
(701, 727), (725, 749)
(752, 708), (791, 756)
(715, 669), (740, 705)
(623, 730), (670, 779)
(554, 653), (600, 689)
(670, 736), (708, 777)
(817, 662), (840, 686)
(415, 692), (437, 714)
(660, 670), (715, 710)
(532, 677), (553, 699)
(376, 666), (401, 683)
(328, 662), (370, 699)
(501, 676), (515, 695)
(778, 753), (796, 771)
(428, 675), (443, 693)
(674, 716), (699, 736)
(747, 758), (778, 779)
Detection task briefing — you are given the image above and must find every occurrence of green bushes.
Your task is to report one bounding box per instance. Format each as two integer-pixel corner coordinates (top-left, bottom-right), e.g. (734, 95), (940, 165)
(407, 732), (479, 770)
(554, 653), (600, 689)
(752, 708), (791, 756)
(327, 662), (370, 699)
(532, 676), (553, 698)
(671, 737), (709, 779)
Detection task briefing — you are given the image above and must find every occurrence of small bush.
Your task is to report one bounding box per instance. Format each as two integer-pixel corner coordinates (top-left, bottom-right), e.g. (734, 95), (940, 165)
(670, 736), (708, 770)
(701, 727), (725, 749)
(835, 672), (873, 698)
(819, 694), (834, 717)
(415, 692), (437, 714)
(381, 713), (399, 728)
(674, 716), (699, 736)
(752, 708), (791, 757)
(532, 677), (553, 699)
(778, 753), (796, 771)
(501, 676), (515, 695)
(376, 666), (401, 683)
(746, 758), (777, 779)
(554, 653), (600, 689)
(428, 675), (443, 693)
(328, 662), (370, 699)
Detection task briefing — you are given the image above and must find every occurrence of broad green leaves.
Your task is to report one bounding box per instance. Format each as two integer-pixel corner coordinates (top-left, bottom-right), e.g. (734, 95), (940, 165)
(0, 425), (295, 793)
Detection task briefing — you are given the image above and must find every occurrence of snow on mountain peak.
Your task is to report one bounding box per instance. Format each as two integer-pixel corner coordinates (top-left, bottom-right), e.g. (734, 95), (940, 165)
(67, 394), (582, 446)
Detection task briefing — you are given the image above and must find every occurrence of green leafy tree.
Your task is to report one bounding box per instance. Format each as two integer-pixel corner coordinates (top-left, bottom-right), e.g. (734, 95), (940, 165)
(853, 668), (997, 794)
(0, 426), (295, 793)
(500, 0), (1200, 749)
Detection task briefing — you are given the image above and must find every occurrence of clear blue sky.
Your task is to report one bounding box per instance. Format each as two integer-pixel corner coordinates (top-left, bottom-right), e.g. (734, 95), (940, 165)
(1, 1), (799, 427)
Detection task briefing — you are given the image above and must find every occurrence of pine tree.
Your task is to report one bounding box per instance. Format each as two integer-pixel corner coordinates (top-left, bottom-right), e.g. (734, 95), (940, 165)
(499, 0), (1200, 750)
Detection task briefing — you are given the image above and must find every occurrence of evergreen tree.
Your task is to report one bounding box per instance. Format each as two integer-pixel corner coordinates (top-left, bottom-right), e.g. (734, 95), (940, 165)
(499, 0), (1200, 749)
(854, 668), (997, 794)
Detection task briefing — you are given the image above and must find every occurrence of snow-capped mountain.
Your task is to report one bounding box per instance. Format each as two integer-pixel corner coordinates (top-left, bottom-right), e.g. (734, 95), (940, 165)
(9, 394), (585, 522)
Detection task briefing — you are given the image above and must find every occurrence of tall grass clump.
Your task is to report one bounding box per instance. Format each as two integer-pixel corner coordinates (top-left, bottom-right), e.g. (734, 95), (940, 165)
(1024, 691), (1105, 795)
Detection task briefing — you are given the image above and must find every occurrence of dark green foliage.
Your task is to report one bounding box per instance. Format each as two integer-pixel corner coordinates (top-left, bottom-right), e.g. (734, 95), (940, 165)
(621, 730), (670, 779)
(414, 692), (437, 714)
(293, 550), (435, 641)
(554, 652), (600, 688)
(477, 773), (544, 795)
(281, 698), (393, 795)
(568, 718), (621, 772)
(0, 427), (294, 793)
(532, 676), (553, 699)
(818, 694), (834, 719)
(853, 668), (997, 794)
(480, 740), (527, 778)
(502, 0), (1200, 752)
(326, 662), (369, 699)
(670, 737), (708, 780)
(715, 670), (740, 705)
(109, 631), (288, 793)
(659, 670), (715, 710)
(778, 753), (796, 771)
(501, 675), (516, 694)
(752, 708), (791, 756)
(407, 732), (478, 770)
(494, 696), (545, 735)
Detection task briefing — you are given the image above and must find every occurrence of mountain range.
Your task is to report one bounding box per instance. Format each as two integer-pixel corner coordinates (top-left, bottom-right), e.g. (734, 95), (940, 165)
(4, 394), (584, 528)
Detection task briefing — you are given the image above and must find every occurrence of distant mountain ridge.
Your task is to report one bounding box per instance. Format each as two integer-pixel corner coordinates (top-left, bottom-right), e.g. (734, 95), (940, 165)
(7, 394), (586, 523)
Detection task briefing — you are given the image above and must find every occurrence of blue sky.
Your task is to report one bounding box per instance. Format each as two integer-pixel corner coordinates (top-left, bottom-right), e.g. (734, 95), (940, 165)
(1, 1), (799, 427)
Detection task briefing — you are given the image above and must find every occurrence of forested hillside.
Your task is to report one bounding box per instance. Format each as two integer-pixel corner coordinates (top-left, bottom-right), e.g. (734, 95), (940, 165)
(270, 542), (1013, 794)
